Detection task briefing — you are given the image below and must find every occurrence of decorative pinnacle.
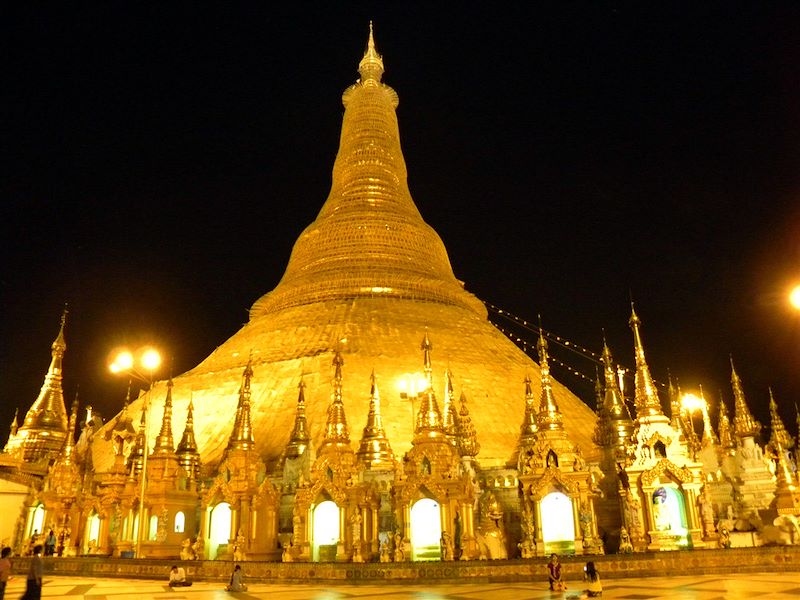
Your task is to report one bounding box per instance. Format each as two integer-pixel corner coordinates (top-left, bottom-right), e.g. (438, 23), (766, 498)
(730, 357), (760, 439)
(456, 391), (480, 457)
(323, 352), (350, 446)
(628, 304), (666, 420)
(421, 330), (433, 386)
(153, 377), (175, 455)
(227, 358), (256, 451)
(717, 393), (735, 451)
(357, 369), (394, 468)
(285, 378), (311, 459)
(414, 333), (444, 437)
(536, 320), (563, 430)
(442, 368), (459, 439)
(358, 20), (385, 83)
(176, 396), (199, 455)
(520, 374), (537, 439)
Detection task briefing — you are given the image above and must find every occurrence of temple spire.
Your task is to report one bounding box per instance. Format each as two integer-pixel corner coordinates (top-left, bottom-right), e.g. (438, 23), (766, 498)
(12, 307), (70, 462)
(599, 339), (634, 448)
(358, 21), (385, 83)
(152, 377), (175, 455)
(321, 351), (351, 448)
(628, 305), (667, 420)
(415, 334), (444, 438)
(60, 397), (79, 466)
(519, 374), (538, 442)
(227, 358), (256, 451)
(768, 390), (798, 494)
(285, 378), (311, 459)
(730, 357), (760, 440)
(698, 387), (718, 448)
(442, 368), (459, 441)
(176, 396), (201, 481)
(535, 324), (563, 431)
(128, 406), (147, 478)
(357, 370), (394, 468)
(768, 389), (794, 451)
(717, 393), (735, 453)
(456, 391), (480, 458)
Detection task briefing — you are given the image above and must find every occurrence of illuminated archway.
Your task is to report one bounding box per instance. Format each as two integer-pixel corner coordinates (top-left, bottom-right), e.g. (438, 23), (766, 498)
(652, 486), (689, 546)
(29, 504), (45, 538)
(87, 512), (100, 550)
(540, 492), (575, 555)
(174, 511), (185, 533)
(410, 498), (441, 561)
(209, 502), (232, 559)
(148, 515), (158, 541)
(312, 500), (340, 561)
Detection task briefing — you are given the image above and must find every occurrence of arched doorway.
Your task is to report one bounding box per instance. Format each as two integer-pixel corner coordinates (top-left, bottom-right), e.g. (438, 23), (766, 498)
(410, 498), (441, 561)
(540, 492), (575, 555)
(28, 504), (45, 540)
(312, 500), (340, 561)
(652, 487), (689, 546)
(209, 502), (232, 560)
(86, 512), (100, 552)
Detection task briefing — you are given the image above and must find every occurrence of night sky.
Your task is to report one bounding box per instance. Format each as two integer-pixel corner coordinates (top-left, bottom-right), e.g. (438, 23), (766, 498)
(3, 4), (800, 441)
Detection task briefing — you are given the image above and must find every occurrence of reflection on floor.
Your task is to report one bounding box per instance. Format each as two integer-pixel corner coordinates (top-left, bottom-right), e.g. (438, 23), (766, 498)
(4, 571), (800, 599)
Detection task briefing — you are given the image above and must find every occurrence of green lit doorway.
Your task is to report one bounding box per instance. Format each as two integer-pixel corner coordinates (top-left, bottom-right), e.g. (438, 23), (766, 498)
(410, 498), (441, 561)
(541, 492), (575, 555)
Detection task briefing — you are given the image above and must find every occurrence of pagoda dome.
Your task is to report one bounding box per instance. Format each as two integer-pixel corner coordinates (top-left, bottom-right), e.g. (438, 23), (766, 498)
(92, 28), (597, 472)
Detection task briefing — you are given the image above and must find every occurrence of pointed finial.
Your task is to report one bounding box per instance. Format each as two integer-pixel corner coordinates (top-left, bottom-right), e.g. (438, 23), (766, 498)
(730, 357), (760, 439)
(358, 20), (385, 83)
(285, 376), (312, 460)
(628, 305), (666, 420)
(456, 391), (480, 457)
(357, 369), (394, 468)
(153, 376), (176, 455)
(442, 368), (459, 440)
(519, 373), (538, 440)
(535, 317), (563, 431)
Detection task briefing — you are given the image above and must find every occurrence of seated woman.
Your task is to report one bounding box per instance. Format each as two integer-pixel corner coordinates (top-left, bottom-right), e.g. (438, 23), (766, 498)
(582, 561), (603, 597)
(226, 565), (247, 592)
(168, 565), (192, 587)
(547, 553), (565, 591)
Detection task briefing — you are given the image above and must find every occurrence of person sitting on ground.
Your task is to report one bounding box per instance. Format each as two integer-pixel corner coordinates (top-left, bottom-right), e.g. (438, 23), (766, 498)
(168, 565), (191, 587)
(226, 564), (247, 592)
(582, 561), (602, 597)
(547, 552), (565, 591)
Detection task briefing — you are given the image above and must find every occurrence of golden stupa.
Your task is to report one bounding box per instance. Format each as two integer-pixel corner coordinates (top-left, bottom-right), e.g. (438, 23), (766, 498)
(94, 26), (597, 472)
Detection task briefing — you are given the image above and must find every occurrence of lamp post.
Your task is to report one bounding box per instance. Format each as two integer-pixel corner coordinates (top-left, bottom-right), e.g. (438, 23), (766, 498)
(109, 347), (161, 559)
(790, 285), (800, 311)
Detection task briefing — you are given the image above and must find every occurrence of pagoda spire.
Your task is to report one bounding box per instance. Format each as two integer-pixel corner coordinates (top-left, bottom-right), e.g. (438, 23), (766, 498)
(768, 390), (798, 496)
(358, 20), (385, 83)
(15, 307), (70, 462)
(535, 324), (563, 431)
(227, 358), (256, 451)
(668, 373), (682, 430)
(414, 334), (444, 438)
(519, 374), (538, 442)
(442, 368), (459, 441)
(600, 339), (634, 448)
(717, 393), (735, 453)
(456, 391), (480, 458)
(285, 378), (311, 459)
(730, 357), (760, 440)
(698, 387), (718, 448)
(152, 377), (176, 455)
(356, 370), (394, 468)
(128, 406), (147, 478)
(768, 389), (794, 451)
(321, 351), (351, 448)
(176, 396), (201, 481)
(628, 305), (667, 420)
(3, 408), (19, 451)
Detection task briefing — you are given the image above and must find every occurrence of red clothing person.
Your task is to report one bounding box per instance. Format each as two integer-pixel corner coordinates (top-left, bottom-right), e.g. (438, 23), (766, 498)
(547, 553), (564, 590)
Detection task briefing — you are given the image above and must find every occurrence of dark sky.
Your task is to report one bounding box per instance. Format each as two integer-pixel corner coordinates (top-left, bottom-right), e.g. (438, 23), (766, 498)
(2, 4), (800, 441)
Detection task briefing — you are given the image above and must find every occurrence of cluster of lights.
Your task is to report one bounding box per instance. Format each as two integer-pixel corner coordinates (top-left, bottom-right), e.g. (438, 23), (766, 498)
(109, 347), (162, 374)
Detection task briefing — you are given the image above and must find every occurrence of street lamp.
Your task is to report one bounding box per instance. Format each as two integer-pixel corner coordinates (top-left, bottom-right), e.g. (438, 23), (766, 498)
(681, 392), (706, 456)
(109, 346), (162, 558)
(789, 284), (800, 311)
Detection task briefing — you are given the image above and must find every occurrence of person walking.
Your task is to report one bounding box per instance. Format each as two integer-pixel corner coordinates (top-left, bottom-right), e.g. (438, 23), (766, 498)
(0, 547), (12, 600)
(582, 561), (603, 597)
(21, 544), (43, 600)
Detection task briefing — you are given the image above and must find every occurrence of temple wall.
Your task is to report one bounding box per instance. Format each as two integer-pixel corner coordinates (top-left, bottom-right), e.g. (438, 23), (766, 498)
(10, 546), (800, 583)
(0, 479), (30, 546)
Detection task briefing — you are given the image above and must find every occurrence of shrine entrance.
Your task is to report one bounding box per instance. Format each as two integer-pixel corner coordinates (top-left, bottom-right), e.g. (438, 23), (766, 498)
(410, 498), (441, 561)
(28, 503), (45, 540)
(312, 500), (340, 562)
(652, 486), (689, 547)
(540, 492), (575, 555)
(209, 502), (232, 559)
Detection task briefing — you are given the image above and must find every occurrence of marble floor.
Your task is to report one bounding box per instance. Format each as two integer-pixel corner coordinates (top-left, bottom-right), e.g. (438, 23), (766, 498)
(3, 571), (800, 599)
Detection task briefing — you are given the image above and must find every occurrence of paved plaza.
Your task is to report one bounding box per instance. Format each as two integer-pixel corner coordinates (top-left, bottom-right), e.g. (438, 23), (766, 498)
(3, 572), (800, 600)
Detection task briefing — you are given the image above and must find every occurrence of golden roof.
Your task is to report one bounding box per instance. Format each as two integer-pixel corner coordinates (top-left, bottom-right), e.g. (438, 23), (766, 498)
(93, 25), (598, 472)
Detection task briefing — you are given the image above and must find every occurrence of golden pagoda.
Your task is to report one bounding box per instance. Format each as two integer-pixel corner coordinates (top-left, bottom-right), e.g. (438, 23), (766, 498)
(90, 24), (597, 477)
